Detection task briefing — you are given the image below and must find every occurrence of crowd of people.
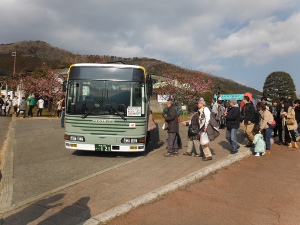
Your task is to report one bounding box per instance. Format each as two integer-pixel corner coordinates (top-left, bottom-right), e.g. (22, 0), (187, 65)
(0, 95), (65, 124)
(162, 94), (300, 160)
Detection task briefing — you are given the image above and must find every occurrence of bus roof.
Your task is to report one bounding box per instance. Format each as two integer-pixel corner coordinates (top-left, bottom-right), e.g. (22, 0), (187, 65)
(67, 63), (146, 81)
(71, 63), (146, 73)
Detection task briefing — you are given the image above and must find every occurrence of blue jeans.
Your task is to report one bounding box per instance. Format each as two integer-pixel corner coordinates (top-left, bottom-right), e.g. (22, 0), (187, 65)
(226, 128), (239, 152)
(60, 110), (65, 127)
(263, 127), (273, 150)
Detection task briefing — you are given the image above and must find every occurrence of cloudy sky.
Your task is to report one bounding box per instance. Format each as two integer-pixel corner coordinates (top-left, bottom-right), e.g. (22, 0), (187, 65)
(1, 0), (300, 95)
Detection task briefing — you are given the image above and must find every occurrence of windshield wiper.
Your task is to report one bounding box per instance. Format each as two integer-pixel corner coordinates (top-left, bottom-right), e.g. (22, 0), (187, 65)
(81, 99), (104, 119)
(105, 99), (127, 121)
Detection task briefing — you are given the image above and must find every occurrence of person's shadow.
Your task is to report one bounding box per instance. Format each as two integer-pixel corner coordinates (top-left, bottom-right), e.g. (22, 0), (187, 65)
(38, 197), (91, 225)
(2, 194), (64, 225)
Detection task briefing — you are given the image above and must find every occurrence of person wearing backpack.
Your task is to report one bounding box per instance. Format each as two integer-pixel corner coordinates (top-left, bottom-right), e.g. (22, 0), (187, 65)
(181, 105), (201, 157)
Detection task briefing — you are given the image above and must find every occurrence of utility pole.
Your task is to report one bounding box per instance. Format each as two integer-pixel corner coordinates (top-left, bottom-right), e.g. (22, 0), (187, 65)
(11, 51), (17, 98)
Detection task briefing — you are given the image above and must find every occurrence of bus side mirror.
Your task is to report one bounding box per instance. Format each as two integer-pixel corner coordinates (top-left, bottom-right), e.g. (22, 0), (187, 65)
(62, 81), (67, 92)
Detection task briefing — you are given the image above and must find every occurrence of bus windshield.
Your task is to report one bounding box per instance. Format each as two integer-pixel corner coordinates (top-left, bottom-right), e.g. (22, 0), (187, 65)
(66, 80), (145, 117)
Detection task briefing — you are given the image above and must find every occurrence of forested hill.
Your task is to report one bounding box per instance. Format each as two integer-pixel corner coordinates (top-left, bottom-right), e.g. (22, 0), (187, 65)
(0, 40), (261, 96)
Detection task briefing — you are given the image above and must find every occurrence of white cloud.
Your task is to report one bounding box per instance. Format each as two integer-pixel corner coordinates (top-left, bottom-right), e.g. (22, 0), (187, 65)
(209, 12), (300, 66)
(0, 0), (300, 93)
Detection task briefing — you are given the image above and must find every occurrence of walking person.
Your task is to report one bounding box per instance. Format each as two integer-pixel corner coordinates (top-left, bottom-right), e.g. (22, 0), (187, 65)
(281, 100), (298, 149)
(224, 98), (241, 154)
(60, 95), (66, 128)
(163, 99), (179, 157)
(216, 100), (226, 129)
(198, 99), (214, 161)
(36, 97), (44, 116)
(56, 99), (62, 117)
(5, 95), (12, 116)
(241, 96), (256, 147)
(211, 98), (218, 118)
(257, 102), (276, 154)
(12, 96), (19, 115)
(0, 95), (4, 116)
(181, 105), (201, 157)
(27, 95), (36, 117)
(16, 97), (27, 118)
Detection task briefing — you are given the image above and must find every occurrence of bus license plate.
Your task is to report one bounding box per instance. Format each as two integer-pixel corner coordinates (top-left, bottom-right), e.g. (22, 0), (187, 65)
(95, 144), (111, 152)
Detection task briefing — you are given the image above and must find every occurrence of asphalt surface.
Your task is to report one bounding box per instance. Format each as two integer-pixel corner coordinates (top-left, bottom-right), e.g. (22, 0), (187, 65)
(108, 143), (300, 225)
(0, 115), (253, 225)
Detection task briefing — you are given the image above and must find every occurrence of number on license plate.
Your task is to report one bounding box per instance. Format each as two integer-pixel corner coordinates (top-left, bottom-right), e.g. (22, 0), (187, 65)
(95, 144), (111, 151)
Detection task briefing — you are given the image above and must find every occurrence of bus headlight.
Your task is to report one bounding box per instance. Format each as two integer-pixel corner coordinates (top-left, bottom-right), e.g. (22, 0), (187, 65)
(131, 139), (138, 143)
(121, 138), (145, 143)
(122, 138), (131, 143)
(64, 135), (85, 142)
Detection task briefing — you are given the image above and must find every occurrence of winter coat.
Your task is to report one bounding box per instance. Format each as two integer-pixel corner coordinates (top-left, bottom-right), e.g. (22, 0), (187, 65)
(225, 105), (240, 129)
(281, 107), (298, 131)
(147, 110), (156, 131)
(253, 133), (266, 153)
(259, 109), (274, 130)
(37, 99), (44, 109)
(295, 106), (300, 124)
(27, 97), (36, 106)
(216, 105), (225, 120)
(198, 107), (220, 141)
(164, 105), (179, 133)
(242, 102), (256, 124)
(19, 99), (27, 111)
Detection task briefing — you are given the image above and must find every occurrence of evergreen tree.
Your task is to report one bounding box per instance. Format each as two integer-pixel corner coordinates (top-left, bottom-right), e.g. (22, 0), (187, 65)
(262, 71), (296, 100)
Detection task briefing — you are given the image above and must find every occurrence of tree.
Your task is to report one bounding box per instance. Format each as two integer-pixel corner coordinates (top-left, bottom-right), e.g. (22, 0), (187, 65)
(153, 68), (213, 106)
(262, 71), (296, 100)
(8, 65), (65, 102)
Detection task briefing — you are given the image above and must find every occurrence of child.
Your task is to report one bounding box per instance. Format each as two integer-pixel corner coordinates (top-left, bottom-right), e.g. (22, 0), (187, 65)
(252, 129), (266, 156)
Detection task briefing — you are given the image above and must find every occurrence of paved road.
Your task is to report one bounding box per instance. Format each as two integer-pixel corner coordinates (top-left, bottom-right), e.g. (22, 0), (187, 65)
(108, 143), (300, 225)
(0, 116), (251, 225)
(0, 116), (11, 181)
(0, 116), (167, 207)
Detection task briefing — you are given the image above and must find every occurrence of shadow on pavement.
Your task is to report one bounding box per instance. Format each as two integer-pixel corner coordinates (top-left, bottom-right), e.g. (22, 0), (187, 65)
(38, 197), (91, 225)
(2, 194), (65, 225)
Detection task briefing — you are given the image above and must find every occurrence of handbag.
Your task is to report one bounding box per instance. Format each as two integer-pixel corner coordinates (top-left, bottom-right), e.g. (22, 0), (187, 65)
(188, 125), (198, 136)
(286, 118), (295, 125)
(268, 120), (276, 128)
(162, 122), (168, 130)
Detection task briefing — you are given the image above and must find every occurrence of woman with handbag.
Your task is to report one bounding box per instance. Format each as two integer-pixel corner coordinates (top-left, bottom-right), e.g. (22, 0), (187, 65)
(281, 100), (298, 149)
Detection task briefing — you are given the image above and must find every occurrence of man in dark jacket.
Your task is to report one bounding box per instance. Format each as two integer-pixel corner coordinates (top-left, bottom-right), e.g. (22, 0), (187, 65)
(241, 96), (256, 147)
(164, 100), (179, 157)
(225, 98), (241, 154)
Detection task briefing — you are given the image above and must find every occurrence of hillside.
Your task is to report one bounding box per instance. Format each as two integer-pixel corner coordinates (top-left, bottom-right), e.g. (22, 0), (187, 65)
(0, 40), (261, 96)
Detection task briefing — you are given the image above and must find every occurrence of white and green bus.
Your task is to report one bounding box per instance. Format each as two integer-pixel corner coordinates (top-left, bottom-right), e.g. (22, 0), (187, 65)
(63, 63), (153, 152)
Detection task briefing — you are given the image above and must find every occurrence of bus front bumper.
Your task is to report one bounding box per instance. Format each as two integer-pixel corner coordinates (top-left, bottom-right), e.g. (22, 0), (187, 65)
(65, 142), (145, 152)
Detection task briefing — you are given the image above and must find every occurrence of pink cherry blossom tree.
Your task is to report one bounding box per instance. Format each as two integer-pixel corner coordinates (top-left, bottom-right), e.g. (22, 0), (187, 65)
(154, 68), (213, 106)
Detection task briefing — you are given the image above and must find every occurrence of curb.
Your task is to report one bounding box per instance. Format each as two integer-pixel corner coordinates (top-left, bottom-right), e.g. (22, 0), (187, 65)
(81, 148), (252, 225)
